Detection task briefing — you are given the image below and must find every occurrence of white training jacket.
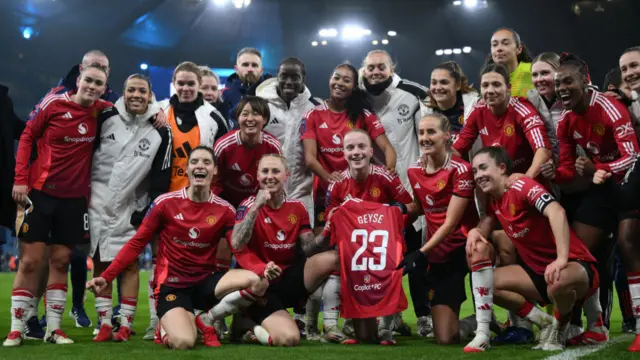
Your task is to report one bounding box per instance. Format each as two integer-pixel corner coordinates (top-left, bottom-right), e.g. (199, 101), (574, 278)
(89, 98), (172, 261)
(257, 78), (320, 219)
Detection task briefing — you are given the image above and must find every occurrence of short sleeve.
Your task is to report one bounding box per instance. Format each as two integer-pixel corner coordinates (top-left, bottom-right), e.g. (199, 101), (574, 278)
(298, 203), (312, 234)
(364, 111), (386, 140)
(452, 163), (475, 198)
(223, 207), (236, 241)
(513, 178), (555, 214)
(301, 110), (318, 141)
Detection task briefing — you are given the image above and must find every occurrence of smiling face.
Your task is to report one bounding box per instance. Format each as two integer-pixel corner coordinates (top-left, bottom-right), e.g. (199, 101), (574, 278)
(418, 116), (450, 156)
(200, 75), (220, 104)
(363, 52), (393, 85)
(124, 78), (151, 115)
(329, 66), (355, 101)
(620, 50), (640, 93)
(472, 152), (506, 195)
(257, 155), (288, 193)
(173, 71), (200, 103)
(277, 63), (304, 103)
(187, 148), (217, 188)
(554, 66), (586, 110)
(532, 61), (556, 99)
(343, 131), (373, 172)
(480, 72), (510, 108)
(238, 102), (265, 137)
(75, 67), (107, 104)
(430, 69), (460, 106)
(491, 29), (520, 66)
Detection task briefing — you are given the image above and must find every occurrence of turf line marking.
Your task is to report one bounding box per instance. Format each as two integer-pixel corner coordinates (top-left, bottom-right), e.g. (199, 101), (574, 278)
(543, 334), (633, 360)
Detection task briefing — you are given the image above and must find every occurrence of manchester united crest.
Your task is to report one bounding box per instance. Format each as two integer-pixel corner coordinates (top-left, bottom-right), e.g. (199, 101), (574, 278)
(21, 223), (29, 234)
(347, 121), (354, 129)
(206, 215), (217, 225)
(592, 124), (605, 136)
(317, 212), (325, 222)
(436, 180), (446, 190)
(504, 124), (515, 136)
(369, 187), (381, 198)
(509, 203), (517, 216)
(458, 114), (465, 125)
(288, 214), (298, 225)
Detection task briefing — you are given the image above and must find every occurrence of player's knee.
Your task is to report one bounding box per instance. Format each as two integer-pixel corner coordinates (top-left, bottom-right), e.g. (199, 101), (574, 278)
(168, 334), (196, 350)
(123, 262), (139, 276)
(271, 329), (300, 347)
(48, 252), (71, 273)
(470, 241), (492, 261)
(18, 254), (43, 275)
(248, 275), (269, 297)
(435, 332), (459, 345)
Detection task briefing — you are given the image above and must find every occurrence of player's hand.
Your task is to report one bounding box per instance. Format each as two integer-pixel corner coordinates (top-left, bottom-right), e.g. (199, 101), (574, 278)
(327, 171), (343, 183)
(254, 189), (271, 209)
(506, 173), (526, 187)
(12, 184), (28, 206)
(264, 261), (282, 281)
(86, 277), (108, 294)
(151, 109), (168, 128)
(544, 258), (568, 285)
(396, 250), (426, 275)
(575, 157), (595, 177)
(324, 207), (338, 232)
(540, 160), (556, 180)
(593, 169), (612, 185)
(465, 228), (490, 255)
(386, 165), (397, 176)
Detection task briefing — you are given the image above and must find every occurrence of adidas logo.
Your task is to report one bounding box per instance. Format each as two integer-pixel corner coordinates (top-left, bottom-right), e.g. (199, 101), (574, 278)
(231, 163), (241, 171)
(271, 118), (280, 124)
(62, 112), (73, 119)
(319, 122), (328, 129)
(573, 131), (582, 140)
(479, 127), (489, 136)
(264, 217), (272, 223)
(106, 134), (115, 141)
(174, 213), (184, 220)
(414, 183), (421, 189)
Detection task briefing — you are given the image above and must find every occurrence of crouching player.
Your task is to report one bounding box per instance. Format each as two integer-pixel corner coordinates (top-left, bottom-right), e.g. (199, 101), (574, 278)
(464, 146), (599, 352)
(327, 198), (408, 345)
(230, 154), (340, 347)
(87, 147), (270, 349)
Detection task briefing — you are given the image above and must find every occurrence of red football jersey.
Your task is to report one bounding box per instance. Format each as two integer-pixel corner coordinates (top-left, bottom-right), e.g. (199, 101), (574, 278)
(101, 189), (236, 288)
(329, 199), (408, 319)
(488, 177), (596, 274)
(454, 97), (550, 175)
(407, 154), (478, 263)
(213, 130), (283, 207)
(325, 165), (412, 215)
(555, 90), (639, 183)
(301, 102), (386, 193)
(15, 91), (111, 198)
(233, 196), (311, 277)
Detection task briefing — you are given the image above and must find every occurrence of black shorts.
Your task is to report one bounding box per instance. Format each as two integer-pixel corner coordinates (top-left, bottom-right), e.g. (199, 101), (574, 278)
(17, 189), (88, 246)
(518, 258), (596, 306)
(247, 258), (309, 324)
(425, 248), (468, 308)
(574, 181), (640, 233)
(619, 155), (640, 214)
(156, 272), (224, 319)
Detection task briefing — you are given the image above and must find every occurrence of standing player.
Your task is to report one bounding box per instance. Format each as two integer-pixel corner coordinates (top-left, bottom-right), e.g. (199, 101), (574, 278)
(302, 63), (397, 234)
(89, 74), (172, 342)
(464, 147), (598, 352)
(230, 154), (340, 347)
(6, 65), (112, 346)
(328, 198), (408, 345)
(321, 129), (416, 342)
(548, 53), (640, 350)
(213, 96), (282, 208)
(398, 114), (479, 345)
(86, 147), (270, 349)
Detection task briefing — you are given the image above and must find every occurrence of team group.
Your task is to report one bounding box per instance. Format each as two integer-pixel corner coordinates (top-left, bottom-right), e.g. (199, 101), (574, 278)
(5, 26), (640, 353)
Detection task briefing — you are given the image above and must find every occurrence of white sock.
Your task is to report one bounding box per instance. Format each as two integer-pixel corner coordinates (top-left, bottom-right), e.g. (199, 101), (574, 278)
(95, 295), (113, 327)
(10, 288), (34, 332)
(306, 286), (322, 328)
(515, 301), (553, 328)
(203, 289), (258, 325)
(628, 272), (640, 334)
(148, 264), (158, 326)
(253, 325), (272, 346)
(508, 310), (534, 330)
(471, 260), (494, 337)
(45, 284), (67, 332)
(27, 296), (38, 319)
(322, 275), (340, 328)
(378, 315), (393, 331)
(582, 289), (605, 332)
(120, 297), (137, 329)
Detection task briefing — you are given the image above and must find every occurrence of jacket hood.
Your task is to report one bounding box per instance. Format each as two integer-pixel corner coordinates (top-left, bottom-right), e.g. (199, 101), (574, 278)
(256, 78), (312, 106)
(114, 97), (160, 123)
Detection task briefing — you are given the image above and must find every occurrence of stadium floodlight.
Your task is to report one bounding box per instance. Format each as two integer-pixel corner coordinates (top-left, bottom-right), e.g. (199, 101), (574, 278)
(463, 46), (472, 53)
(244, 0), (250, 6)
(381, 39), (389, 45)
(453, 0), (462, 5)
(22, 27), (33, 39)
(372, 40), (379, 45)
(435, 49), (444, 56)
(233, 0), (243, 8)
(213, 0), (227, 6)
(444, 49), (453, 55)
(453, 48), (462, 54)
(321, 40), (328, 46)
(311, 41), (318, 47)
(463, 0), (478, 8)
(387, 31), (397, 37)
(139, 63), (148, 70)
(362, 29), (372, 36)
(341, 25), (370, 40)
(319, 28), (338, 37)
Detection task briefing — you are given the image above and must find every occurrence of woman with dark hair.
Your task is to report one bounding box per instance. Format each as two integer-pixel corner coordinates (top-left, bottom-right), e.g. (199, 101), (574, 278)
(488, 28), (534, 97)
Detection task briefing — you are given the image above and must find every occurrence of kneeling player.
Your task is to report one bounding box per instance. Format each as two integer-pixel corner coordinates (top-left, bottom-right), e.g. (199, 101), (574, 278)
(87, 147), (269, 349)
(398, 114), (478, 344)
(231, 154), (339, 347)
(464, 147), (598, 352)
(328, 198), (408, 345)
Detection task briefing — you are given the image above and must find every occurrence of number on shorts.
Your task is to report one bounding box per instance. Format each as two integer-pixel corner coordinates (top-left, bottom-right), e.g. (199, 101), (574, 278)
(84, 213), (89, 231)
(350, 229), (389, 271)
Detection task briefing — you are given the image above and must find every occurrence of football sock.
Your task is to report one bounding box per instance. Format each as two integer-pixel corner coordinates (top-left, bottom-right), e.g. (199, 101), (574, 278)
(471, 259), (494, 337)
(626, 272), (640, 334)
(203, 289), (259, 325)
(148, 263), (158, 326)
(120, 297), (137, 329)
(45, 284), (67, 332)
(322, 275), (340, 329)
(515, 301), (553, 328)
(10, 288), (33, 332)
(95, 295), (113, 327)
(306, 285), (322, 328)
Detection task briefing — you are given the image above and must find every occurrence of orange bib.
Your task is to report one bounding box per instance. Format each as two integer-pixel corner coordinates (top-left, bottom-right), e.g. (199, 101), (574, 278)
(168, 106), (201, 191)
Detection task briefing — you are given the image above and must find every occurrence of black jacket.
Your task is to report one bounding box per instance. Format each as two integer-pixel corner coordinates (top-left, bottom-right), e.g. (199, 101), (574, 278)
(0, 85), (26, 231)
